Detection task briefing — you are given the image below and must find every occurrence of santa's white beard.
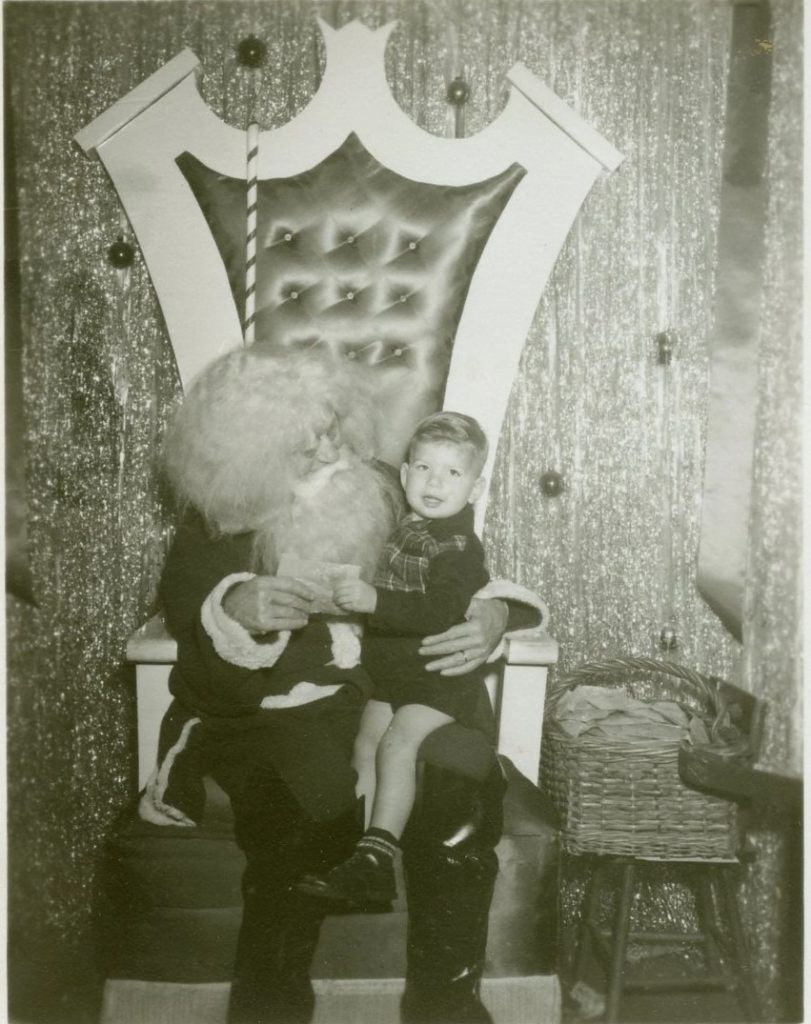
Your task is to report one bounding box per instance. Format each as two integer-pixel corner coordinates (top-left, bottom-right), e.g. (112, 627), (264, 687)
(251, 458), (402, 582)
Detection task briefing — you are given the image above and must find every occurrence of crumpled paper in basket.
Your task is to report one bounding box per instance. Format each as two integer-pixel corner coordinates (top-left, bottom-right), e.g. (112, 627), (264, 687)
(553, 685), (690, 742)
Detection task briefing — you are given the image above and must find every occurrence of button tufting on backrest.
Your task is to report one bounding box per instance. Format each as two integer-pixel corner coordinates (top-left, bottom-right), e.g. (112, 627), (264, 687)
(176, 137), (526, 464)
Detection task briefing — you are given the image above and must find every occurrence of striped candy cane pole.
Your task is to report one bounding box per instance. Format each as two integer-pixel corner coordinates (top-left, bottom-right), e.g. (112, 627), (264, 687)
(244, 121), (259, 345)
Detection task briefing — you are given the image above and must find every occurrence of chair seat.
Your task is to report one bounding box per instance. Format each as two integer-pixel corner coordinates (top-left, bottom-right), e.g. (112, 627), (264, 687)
(102, 762), (559, 985)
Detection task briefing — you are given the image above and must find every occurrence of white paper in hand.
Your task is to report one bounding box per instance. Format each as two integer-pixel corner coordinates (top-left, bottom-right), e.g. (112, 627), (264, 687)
(276, 553), (361, 616)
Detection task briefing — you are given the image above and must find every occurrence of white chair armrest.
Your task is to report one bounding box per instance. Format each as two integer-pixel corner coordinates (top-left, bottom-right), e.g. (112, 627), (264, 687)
(126, 612), (177, 664)
(503, 626), (559, 666)
(496, 629), (559, 783)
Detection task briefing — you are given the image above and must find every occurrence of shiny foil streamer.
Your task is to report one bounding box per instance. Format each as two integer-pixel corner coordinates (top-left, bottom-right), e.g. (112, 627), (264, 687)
(737, 0), (804, 1008)
(5, 2), (801, 1019)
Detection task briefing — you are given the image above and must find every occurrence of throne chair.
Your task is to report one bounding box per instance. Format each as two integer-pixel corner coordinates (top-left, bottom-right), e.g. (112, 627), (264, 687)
(76, 19), (621, 1024)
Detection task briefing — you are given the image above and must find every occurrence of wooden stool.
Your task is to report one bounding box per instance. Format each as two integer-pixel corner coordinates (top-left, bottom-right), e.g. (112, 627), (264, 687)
(571, 854), (761, 1023)
(542, 658), (768, 1024)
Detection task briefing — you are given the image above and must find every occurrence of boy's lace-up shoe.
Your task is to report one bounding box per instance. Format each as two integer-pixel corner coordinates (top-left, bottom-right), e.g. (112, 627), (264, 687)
(298, 847), (397, 906)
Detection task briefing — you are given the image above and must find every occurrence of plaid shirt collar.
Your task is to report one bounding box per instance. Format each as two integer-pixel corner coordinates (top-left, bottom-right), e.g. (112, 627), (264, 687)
(374, 504), (475, 593)
(399, 504), (475, 540)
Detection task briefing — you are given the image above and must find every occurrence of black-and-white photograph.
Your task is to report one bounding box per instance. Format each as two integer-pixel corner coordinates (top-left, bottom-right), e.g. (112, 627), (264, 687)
(4, 2), (802, 1023)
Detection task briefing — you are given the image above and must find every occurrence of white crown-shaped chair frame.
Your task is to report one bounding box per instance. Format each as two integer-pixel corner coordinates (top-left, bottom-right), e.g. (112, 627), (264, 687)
(77, 17), (622, 788)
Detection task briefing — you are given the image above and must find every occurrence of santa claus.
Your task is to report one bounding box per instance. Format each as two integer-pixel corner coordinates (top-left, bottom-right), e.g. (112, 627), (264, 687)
(139, 344), (540, 1024)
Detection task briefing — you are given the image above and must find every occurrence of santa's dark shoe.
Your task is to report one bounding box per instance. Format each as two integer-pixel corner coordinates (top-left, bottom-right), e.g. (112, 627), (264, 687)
(298, 847), (397, 905)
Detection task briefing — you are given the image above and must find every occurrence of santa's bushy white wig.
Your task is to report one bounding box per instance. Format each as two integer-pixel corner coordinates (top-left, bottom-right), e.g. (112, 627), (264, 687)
(163, 345), (381, 535)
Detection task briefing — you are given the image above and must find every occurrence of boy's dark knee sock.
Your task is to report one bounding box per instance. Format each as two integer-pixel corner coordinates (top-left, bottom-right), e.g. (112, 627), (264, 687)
(358, 827), (399, 861)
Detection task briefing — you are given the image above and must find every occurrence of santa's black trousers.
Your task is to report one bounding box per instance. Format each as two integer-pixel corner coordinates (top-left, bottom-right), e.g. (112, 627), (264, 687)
(217, 760), (504, 1024)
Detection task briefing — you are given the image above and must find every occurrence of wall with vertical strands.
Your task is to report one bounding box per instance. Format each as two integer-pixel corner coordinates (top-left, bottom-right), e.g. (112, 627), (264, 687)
(5, 2), (801, 1021)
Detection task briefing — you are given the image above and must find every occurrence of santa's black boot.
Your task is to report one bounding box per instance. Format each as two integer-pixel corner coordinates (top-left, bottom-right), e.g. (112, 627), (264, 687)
(222, 769), (361, 1024)
(228, 866), (321, 1024)
(400, 762), (505, 1024)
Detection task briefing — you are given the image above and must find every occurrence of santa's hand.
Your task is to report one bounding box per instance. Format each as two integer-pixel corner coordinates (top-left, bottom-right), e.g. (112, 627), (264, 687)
(334, 579), (378, 614)
(420, 597), (508, 676)
(223, 576), (314, 634)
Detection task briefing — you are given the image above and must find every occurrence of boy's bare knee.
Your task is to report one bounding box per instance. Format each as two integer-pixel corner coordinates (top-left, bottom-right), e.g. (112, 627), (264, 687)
(378, 723), (421, 761)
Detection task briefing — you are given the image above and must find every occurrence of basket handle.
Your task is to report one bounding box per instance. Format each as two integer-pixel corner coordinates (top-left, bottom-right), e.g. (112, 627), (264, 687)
(550, 655), (720, 714)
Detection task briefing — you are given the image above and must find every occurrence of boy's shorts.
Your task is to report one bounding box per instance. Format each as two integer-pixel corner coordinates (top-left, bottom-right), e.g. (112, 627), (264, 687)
(362, 636), (483, 725)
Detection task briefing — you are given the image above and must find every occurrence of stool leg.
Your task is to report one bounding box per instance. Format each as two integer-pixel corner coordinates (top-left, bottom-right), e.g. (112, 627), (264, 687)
(696, 869), (724, 977)
(718, 866), (762, 1023)
(605, 860), (636, 1024)
(573, 859), (604, 987)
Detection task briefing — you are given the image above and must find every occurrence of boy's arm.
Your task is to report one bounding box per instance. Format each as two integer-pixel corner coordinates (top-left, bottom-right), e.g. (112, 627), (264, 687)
(420, 585), (547, 677)
(368, 546), (488, 636)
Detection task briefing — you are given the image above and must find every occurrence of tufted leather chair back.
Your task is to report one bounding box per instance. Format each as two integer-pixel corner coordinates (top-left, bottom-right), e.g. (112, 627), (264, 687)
(178, 133), (525, 466)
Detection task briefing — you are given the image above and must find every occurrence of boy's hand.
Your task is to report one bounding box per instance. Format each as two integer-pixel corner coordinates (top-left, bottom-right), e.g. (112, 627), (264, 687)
(334, 579), (378, 613)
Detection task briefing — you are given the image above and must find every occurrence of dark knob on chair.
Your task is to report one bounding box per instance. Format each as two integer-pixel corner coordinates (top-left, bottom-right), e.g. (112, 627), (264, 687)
(539, 470), (564, 497)
(655, 330), (677, 365)
(107, 236), (135, 268)
(447, 77), (470, 105)
(237, 36), (267, 68)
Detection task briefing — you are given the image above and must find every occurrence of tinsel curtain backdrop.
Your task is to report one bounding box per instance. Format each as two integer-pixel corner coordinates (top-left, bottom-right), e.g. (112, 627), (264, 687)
(5, 1), (802, 1021)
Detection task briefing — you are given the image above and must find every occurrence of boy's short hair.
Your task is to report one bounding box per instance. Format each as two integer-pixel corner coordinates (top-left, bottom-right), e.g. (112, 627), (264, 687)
(408, 411), (489, 472)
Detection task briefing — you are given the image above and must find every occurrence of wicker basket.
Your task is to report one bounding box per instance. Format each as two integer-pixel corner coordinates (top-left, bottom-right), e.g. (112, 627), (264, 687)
(542, 657), (741, 861)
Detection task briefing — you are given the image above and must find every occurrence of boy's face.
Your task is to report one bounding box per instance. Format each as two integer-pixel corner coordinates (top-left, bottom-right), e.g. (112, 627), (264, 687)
(400, 441), (485, 520)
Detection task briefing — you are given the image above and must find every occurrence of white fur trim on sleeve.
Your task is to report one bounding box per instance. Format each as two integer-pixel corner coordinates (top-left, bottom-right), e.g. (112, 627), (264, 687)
(473, 580), (550, 662)
(201, 572), (292, 669)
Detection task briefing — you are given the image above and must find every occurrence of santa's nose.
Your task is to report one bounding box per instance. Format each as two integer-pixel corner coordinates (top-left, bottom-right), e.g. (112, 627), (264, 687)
(314, 433), (340, 464)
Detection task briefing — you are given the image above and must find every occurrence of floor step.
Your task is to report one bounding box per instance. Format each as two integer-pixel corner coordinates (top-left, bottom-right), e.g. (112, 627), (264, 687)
(102, 974), (561, 1024)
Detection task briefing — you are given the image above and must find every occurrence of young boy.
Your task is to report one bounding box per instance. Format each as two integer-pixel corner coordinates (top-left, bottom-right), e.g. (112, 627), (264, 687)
(299, 411), (490, 904)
